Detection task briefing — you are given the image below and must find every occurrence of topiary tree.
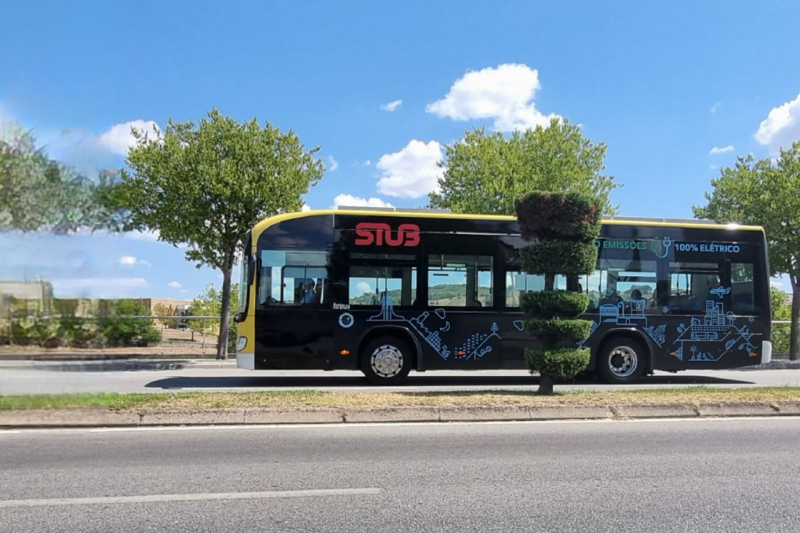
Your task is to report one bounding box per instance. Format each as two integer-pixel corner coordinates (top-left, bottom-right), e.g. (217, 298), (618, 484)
(517, 192), (601, 394)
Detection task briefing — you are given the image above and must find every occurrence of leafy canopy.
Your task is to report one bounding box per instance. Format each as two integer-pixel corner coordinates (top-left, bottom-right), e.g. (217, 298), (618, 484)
(0, 126), (123, 233)
(429, 119), (619, 216)
(693, 143), (800, 285)
(120, 108), (324, 270)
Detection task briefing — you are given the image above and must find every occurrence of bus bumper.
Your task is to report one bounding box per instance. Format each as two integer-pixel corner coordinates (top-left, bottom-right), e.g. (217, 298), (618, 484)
(761, 341), (772, 365)
(237, 352), (255, 370)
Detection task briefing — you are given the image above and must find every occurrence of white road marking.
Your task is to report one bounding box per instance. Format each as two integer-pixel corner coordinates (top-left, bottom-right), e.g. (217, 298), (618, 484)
(0, 488), (381, 508)
(0, 415), (782, 435)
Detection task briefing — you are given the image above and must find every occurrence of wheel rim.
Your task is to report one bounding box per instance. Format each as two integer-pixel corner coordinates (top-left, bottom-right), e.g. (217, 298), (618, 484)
(371, 344), (403, 378)
(608, 346), (638, 378)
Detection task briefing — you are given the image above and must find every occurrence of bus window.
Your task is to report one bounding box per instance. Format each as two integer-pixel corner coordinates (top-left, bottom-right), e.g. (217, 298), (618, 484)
(429, 255), (493, 308)
(668, 262), (721, 313)
(582, 260), (658, 313)
(731, 262), (756, 314)
(258, 250), (328, 306)
(506, 273), (565, 307)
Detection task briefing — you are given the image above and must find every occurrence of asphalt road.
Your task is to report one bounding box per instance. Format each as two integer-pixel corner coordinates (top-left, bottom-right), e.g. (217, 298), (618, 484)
(1, 418), (799, 532)
(1, 365), (800, 395)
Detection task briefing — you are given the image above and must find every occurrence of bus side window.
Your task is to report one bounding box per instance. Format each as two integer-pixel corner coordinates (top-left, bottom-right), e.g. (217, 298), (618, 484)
(731, 262), (756, 314)
(668, 262), (721, 313)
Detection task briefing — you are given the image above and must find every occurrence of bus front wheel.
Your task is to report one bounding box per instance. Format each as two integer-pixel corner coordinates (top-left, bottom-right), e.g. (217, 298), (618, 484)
(596, 337), (646, 385)
(360, 336), (413, 385)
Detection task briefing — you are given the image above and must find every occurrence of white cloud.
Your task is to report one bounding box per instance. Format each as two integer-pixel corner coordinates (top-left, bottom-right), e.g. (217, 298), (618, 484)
(301, 204), (312, 212)
(168, 281), (182, 289)
(426, 63), (560, 132)
(710, 102), (722, 114)
(327, 156), (339, 172)
(363, 160), (372, 166)
(98, 119), (160, 156)
(125, 229), (161, 242)
(332, 194), (394, 209)
(51, 277), (147, 297)
(709, 145), (734, 155)
(356, 281), (372, 295)
(375, 140), (443, 198)
(380, 100), (403, 112)
(755, 92), (800, 153)
(119, 255), (137, 266)
(180, 289), (189, 294)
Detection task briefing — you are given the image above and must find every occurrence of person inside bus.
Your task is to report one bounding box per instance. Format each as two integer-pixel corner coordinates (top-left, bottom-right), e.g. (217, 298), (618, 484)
(303, 279), (317, 304)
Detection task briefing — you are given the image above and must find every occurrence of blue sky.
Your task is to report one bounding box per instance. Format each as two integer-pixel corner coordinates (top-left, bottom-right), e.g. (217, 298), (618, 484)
(2, 1), (800, 298)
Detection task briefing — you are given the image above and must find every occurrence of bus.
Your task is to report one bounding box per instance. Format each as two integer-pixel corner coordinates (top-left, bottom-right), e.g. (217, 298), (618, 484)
(233, 208), (772, 384)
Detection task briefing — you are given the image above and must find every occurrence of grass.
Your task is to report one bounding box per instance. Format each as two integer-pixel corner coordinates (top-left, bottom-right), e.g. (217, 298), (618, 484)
(1, 387), (800, 412)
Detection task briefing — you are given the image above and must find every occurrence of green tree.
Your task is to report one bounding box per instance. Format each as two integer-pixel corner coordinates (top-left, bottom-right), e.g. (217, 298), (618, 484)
(191, 282), (239, 331)
(0, 126), (123, 233)
(517, 192), (601, 394)
(770, 287), (791, 355)
(693, 142), (800, 360)
(121, 109), (322, 358)
(429, 119), (619, 216)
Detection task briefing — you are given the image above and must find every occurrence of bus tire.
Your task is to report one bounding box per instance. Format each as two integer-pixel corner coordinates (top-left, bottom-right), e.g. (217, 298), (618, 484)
(360, 336), (413, 385)
(596, 337), (646, 385)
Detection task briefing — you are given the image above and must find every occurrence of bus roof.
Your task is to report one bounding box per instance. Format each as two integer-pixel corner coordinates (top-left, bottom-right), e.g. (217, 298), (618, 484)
(252, 208), (765, 238)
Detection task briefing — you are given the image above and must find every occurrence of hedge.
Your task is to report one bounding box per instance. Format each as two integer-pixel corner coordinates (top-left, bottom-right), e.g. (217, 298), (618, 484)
(520, 291), (590, 319)
(525, 347), (592, 381)
(516, 192), (601, 243)
(520, 241), (598, 276)
(524, 318), (592, 343)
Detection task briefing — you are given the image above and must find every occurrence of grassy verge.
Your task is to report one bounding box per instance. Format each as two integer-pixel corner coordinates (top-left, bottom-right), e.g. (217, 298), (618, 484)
(2, 387), (800, 412)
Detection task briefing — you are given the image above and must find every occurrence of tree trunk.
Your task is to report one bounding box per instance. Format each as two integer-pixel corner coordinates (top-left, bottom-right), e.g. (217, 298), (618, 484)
(544, 273), (555, 292)
(216, 259), (234, 360)
(537, 374), (554, 395)
(790, 277), (800, 361)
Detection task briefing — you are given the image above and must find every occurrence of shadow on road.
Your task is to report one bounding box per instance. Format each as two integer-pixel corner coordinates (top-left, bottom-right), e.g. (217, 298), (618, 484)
(143, 373), (755, 390)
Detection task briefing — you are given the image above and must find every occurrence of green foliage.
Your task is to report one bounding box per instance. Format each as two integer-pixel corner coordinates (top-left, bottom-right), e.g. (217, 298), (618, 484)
(120, 109), (323, 358)
(520, 291), (590, 319)
(524, 319), (592, 344)
(191, 283), (239, 330)
(515, 192), (601, 242)
(0, 126), (123, 233)
(520, 241), (598, 277)
(771, 287), (791, 355)
(525, 347), (591, 381)
(693, 143), (800, 359)
(428, 120), (619, 216)
(97, 300), (161, 346)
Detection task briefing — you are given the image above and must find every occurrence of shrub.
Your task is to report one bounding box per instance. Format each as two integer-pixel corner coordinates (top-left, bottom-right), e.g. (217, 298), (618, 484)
(525, 348), (591, 382)
(520, 291), (589, 318)
(517, 191), (600, 394)
(520, 241), (598, 276)
(524, 319), (592, 344)
(98, 300), (162, 347)
(516, 192), (601, 242)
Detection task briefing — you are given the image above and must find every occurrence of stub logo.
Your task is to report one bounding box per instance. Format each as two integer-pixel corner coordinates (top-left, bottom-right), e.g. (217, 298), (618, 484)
(354, 222), (421, 247)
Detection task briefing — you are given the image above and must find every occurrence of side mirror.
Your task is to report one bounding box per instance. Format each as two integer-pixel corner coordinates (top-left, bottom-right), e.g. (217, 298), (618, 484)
(233, 312), (245, 323)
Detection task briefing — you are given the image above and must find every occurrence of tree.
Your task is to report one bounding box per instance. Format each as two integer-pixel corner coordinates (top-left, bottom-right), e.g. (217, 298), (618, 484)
(429, 119), (619, 216)
(770, 287), (791, 355)
(0, 126), (124, 233)
(190, 282), (239, 333)
(152, 303), (177, 329)
(693, 142), (800, 360)
(517, 192), (601, 394)
(120, 108), (323, 359)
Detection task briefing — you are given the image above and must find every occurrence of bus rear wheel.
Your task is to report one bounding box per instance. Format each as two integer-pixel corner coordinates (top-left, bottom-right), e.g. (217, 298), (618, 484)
(597, 337), (646, 385)
(360, 336), (413, 385)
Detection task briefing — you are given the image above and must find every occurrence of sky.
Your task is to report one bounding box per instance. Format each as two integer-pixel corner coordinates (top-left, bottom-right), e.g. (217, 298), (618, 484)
(1, 0), (800, 298)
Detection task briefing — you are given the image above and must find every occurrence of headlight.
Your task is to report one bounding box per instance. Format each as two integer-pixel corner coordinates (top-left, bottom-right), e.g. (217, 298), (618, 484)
(236, 336), (248, 351)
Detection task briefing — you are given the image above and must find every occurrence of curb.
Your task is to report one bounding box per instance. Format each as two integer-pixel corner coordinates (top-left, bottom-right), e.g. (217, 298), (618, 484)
(3, 401), (800, 429)
(0, 359), (237, 372)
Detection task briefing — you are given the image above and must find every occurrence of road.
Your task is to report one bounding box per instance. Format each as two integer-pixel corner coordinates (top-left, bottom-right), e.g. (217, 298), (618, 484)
(1, 418), (798, 532)
(1, 364), (800, 395)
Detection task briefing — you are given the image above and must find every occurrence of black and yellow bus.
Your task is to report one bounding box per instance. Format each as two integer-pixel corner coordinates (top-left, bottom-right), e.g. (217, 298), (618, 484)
(234, 208), (772, 384)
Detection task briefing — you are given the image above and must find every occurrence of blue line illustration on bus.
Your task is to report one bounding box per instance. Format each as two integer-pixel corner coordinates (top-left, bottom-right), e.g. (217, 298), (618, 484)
(673, 299), (758, 362)
(579, 298), (666, 348)
(366, 294), (501, 361)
